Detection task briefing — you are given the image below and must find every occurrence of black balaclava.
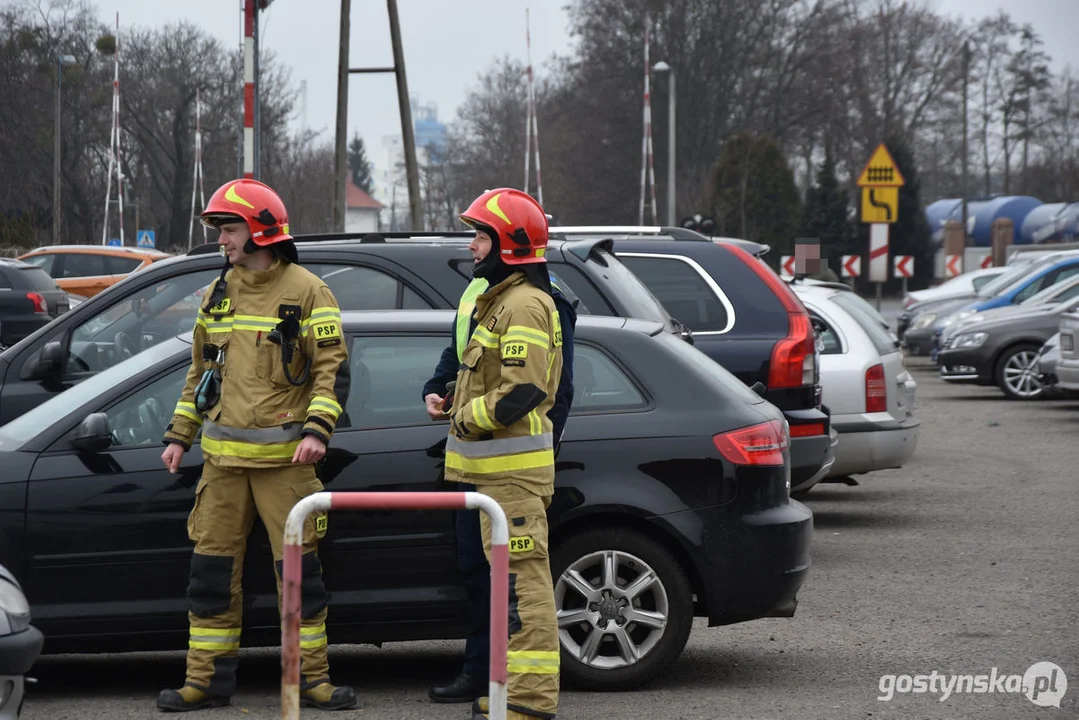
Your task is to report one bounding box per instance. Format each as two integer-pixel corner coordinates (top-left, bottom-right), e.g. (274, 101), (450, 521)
(471, 224), (552, 294)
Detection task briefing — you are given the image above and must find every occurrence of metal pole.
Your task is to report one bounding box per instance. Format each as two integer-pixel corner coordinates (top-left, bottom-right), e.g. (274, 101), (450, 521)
(386, 0), (423, 231)
(53, 58), (62, 245)
(252, 0), (260, 180)
(333, 0), (351, 232)
(667, 71), (676, 226)
(281, 491), (509, 720)
(242, 0), (255, 179)
(961, 39), (970, 247)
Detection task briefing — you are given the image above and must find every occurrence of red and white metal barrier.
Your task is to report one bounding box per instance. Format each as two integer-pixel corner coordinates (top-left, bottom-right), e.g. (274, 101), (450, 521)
(281, 491), (509, 720)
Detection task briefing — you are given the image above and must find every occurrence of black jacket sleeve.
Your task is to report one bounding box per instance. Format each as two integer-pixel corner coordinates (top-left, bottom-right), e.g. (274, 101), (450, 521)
(547, 292), (577, 447)
(422, 315), (459, 400)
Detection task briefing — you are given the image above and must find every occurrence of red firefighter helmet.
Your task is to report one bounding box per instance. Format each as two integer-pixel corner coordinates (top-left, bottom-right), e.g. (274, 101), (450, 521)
(459, 188), (548, 265)
(200, 178), (293, 246)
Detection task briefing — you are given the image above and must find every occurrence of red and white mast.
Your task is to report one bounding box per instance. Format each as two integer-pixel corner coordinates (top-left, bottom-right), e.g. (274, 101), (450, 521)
(101, 12), (124, 245)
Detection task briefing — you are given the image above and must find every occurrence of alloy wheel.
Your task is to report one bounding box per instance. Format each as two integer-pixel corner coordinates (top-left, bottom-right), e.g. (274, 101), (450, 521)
(1002, 349), (1044, 399)
(554, 549), (669, 670)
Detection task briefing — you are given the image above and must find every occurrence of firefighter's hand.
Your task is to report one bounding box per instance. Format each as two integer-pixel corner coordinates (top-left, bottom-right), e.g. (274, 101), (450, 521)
(162, 443), (185, 474)
(293, 435), (327, 465)
(424, 393), (445, 420)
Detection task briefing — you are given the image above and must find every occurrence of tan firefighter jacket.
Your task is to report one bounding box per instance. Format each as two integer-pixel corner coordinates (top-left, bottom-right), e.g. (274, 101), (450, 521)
(445, 271), (563, 497)
(163, 258), (350, 469)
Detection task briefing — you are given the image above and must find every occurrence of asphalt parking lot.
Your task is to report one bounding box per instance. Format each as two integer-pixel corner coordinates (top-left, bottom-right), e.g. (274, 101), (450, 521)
(19, 352), (1078, 720)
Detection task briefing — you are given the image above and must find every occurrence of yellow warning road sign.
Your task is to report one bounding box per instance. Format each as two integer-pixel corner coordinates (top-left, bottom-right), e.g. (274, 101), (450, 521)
(861, 186), (899, 223)
(856, 143), (906, 187)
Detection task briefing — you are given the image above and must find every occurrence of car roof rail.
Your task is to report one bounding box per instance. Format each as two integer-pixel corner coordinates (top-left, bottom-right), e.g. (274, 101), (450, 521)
(292, 231), (474, 243)
(550, 225), (711, 241)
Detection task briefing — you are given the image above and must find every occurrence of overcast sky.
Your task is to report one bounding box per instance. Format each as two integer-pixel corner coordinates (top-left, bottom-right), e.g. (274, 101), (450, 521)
(85, 0), (1078, 175)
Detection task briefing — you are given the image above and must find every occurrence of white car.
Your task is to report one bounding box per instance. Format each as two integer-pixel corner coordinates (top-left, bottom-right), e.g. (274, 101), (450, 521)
(902, 266), (1006, 310)
(791, 284), (920, 488)
(0, 563), (42, 719)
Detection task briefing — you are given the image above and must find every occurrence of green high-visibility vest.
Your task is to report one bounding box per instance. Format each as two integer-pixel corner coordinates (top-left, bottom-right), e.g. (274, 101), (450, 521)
(455, 274), (566, 363)
(455, 278), (489, 363)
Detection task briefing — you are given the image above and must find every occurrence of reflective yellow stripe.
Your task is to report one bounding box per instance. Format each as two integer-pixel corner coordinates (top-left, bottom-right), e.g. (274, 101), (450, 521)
(232, 314), (279, 333)
(189, 626), (241, 651)
(174, 401), (203, 425)
(202, 436), (301, 460)
(506, 650), (560, 675)
(446, 433), (553, 458)
(502, 325), (550, 349)
(471, 397), (496, 430)
(472, 326), (500, 349)
(445, 448), (554, 474)
(301, 307), (343, 336)
(528, 409), (542, 436)
(196, 317), (235, 333)
(308, 396), (342, 420)
(299, 623), (328, 649)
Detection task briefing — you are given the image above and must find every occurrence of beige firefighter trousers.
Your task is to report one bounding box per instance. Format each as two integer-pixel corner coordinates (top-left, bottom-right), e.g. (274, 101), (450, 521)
(478, 482), (560, 718)
(184, 460), (331, 696)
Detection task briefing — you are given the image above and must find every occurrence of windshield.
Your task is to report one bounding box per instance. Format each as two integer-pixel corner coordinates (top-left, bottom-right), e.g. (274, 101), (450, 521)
(976, 259), (1047, 297)
(830, 293), (898, 356)
(1022, 275), (1079, 305)
(0, 337), (190, 447)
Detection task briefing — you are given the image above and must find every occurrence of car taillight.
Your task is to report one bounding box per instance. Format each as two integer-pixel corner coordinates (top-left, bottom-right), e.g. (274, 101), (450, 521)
(723, 244), (817, 390)
(865, 363), (887, 413)
(713, 419), (788, 466)
(789, 422), (826, 438)
(26, 292), (48, 314)
(768, 312), (816, 389)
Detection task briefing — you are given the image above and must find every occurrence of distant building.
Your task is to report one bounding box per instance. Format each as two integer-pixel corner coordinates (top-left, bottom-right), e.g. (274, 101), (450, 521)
(345, 174), (384, 233)
(375, 97), (449, 230)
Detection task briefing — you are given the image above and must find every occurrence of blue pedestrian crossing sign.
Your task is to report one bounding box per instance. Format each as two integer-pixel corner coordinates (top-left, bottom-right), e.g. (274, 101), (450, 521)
(137, 229), (155, 249)
(107, 238), (121, 247)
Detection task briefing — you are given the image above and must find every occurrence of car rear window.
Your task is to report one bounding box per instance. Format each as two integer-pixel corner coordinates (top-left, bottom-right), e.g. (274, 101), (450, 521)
(656, 330), (764, 406)
(20, 266), (61, 291)
(108, 256), (144, 274)
(829, 293), (897, 356)
(579, 248), (673, 324)
(618, 255), (731, 332)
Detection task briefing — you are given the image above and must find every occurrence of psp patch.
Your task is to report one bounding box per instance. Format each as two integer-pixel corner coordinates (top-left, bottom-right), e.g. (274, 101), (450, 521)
(509, 536), (534, 553)
(316, 515), (328, 533)
(501, 342), (528, 359)
(313, 321), (341, 340)
(208, 298), (232, 315)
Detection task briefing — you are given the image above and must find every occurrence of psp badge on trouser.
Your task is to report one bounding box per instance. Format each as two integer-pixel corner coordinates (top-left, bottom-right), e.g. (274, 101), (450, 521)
(182, 461), (331, 698)
(476, 483), (560, 719)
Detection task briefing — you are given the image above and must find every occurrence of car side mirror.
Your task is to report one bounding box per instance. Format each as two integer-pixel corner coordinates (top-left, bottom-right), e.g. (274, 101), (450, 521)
(29, 340), (64, 379)
(72, 412), (113, 452)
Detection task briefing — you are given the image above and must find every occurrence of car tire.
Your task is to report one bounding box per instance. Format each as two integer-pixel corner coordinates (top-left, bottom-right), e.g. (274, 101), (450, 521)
(994, 343), (1045, 401)
(550, 527), (693, 692)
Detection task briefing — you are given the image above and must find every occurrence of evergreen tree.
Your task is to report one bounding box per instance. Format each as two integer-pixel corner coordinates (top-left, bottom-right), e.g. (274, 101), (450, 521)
(710, 133), (802, 257)
(347, 132), (374, 194)
(799, 148), (855, 279)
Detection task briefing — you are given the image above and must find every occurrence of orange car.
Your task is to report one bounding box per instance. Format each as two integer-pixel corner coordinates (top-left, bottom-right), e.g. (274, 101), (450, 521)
(17, 245), (172, 298)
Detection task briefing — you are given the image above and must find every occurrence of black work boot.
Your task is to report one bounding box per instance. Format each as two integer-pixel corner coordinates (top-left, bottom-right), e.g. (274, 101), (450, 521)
(428, 671), (486, 703)
(157, 685), (230, 712)
(300, 682), (357, 711)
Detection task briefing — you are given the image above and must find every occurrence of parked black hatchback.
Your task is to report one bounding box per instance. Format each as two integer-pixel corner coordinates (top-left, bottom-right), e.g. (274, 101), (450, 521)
(0, 232), (682, 425)
(0, 258), (69, 348)
(0, 311), (812, 692)
(550, 226), (835, 493)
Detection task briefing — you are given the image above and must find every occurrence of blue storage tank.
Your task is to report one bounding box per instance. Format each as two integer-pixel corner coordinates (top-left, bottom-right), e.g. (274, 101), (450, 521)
(1031, 202), (1079, 243)
(1020, 202), (1067, 243)
(949, 195), (1042, 246)
(925, 198), (962, 243)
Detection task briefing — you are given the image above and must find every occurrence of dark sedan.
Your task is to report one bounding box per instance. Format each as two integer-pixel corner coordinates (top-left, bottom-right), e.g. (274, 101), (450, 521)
(0, 311), (812, 692)
(938, 296), (1079, 399)
(0, 258), (69, 348)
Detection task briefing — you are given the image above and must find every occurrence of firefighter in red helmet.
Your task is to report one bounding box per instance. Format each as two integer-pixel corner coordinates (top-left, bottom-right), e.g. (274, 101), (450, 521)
(157, 178), (355, 712)
(446, 188), (563, 720)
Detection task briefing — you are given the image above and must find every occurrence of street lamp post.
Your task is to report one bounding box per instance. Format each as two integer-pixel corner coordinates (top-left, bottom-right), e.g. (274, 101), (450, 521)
(652, 61), (675, 227)
(54, 54), (76, 245)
